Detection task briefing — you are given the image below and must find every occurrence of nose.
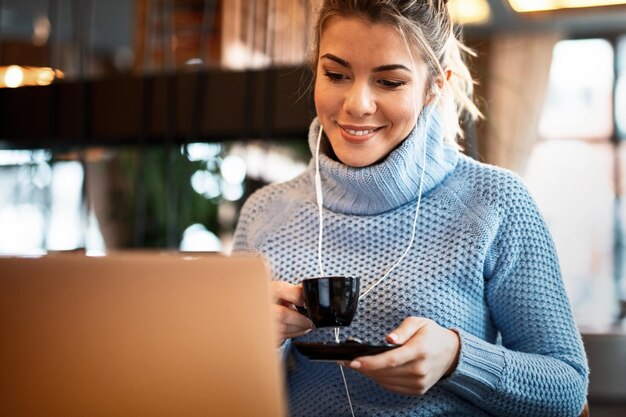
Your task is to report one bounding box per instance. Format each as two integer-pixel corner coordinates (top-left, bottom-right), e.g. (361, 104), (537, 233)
(343, 81), (376, 117)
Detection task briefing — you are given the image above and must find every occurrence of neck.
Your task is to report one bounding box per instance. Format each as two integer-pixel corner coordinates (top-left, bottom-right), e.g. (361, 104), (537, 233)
(308, 106), (459, 215)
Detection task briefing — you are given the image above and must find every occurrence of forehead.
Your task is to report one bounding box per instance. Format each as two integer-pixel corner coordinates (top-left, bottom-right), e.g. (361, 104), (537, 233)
(319, 16), (418, 66)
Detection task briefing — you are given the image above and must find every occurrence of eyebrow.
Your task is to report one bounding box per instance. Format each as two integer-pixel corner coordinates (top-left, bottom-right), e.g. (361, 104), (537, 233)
(320, 53), (412, 73)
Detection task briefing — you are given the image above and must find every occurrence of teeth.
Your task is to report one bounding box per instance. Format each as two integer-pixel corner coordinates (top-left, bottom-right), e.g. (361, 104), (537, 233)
(345, 128), (375, 136)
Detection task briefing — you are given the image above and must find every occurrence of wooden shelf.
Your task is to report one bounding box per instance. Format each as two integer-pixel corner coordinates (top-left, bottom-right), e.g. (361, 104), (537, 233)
(134, 0), (222, 70)
(0, 66), (314, 149)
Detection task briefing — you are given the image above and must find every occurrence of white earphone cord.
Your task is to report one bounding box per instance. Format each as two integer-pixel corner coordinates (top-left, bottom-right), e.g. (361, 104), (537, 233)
(315, 104), (434, 417)
(314, 107), (431, 300)
(315, 126), (325, 277)
(357, 107), (429, 300)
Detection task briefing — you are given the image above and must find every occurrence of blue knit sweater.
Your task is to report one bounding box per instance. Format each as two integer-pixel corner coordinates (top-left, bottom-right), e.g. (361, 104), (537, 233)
(233, 108), (589, 417)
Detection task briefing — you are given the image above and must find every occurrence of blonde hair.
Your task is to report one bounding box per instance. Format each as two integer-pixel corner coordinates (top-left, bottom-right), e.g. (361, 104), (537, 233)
(308, 0), (482, 145)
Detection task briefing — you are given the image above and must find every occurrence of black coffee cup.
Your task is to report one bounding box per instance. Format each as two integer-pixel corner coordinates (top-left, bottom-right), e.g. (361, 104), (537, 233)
(299, 276), (360, 328)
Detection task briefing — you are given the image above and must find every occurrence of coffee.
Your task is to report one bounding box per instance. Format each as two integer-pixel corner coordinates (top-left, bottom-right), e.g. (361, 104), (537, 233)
(300, 276), (360, 328)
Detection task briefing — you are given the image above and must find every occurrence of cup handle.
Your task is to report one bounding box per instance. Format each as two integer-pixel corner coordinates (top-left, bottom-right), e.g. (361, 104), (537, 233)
(295, 305), (309, 318)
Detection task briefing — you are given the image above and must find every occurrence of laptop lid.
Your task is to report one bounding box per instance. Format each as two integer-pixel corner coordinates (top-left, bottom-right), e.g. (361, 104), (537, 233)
(0, 252), (286, 417)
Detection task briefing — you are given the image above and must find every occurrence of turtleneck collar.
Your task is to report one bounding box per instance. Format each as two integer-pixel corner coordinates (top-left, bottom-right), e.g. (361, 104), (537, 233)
(307, 106), (459, 215)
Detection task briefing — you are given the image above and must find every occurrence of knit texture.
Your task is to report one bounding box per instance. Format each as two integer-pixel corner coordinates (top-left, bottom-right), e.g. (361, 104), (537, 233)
(233, 108), (589, 417)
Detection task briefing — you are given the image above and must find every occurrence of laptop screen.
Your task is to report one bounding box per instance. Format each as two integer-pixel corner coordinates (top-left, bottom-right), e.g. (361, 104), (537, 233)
(0, 252), (286, 417)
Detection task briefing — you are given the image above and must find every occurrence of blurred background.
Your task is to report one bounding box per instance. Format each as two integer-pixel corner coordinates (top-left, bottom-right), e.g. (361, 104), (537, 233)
(0, 1), (625, 413)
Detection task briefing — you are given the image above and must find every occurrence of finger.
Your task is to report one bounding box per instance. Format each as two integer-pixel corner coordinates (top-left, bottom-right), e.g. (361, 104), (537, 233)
(356, 363), (414, 378)
(349, 343), (422, 371)
(350, 317), (432, 370)
(275, 323), (312, 341)
(354, 364), (433, 395)
(272, 281), (305, 306)
(274, 304), (313, 331)
(376, 373), (436, 396)
(386, 317), (430, 345)
(279, 323), (313, 339)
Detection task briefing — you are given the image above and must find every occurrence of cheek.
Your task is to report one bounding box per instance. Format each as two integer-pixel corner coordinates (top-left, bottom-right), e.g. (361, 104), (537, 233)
(387, 96), (420, 128)
(314, 83), (336, 119)
(313, 87), (324, 115)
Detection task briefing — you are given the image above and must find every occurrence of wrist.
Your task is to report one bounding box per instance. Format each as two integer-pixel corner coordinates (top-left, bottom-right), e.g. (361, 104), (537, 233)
(444, 328), (461, 377)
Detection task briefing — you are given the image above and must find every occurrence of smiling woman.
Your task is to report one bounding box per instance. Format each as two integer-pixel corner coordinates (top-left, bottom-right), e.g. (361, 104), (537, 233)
(313, 17), (428, 167)
(233, 1), (589, 416)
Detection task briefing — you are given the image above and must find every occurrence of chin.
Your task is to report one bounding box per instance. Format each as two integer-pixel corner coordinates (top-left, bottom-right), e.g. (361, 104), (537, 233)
(335, 153), (375, 168)
(326, 135), (387, 167)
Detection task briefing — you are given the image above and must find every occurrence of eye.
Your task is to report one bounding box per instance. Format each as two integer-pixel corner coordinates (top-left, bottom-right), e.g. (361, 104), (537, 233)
(323, 71), (348, 82)
(378, 79), (406, 89)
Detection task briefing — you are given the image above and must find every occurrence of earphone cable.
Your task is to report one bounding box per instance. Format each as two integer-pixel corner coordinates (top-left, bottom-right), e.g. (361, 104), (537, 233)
(314, 104), (434, 417)
(315, 126), (325, 277)
(358, 104), (431, 300)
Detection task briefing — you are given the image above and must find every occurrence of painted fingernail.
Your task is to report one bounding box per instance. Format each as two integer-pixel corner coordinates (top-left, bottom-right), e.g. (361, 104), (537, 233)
(349, 360), (361, 369)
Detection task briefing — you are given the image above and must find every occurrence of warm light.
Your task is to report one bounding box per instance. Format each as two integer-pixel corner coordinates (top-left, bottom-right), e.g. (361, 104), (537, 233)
(509, 0), (626, 12)
(36, 68), (55, 85)
(222, 40), (270, 69)
(448, 0), (491, 25)
(5, 66), (24, 88)
(0, 66), (64, 88)
(32, 16), (51, 46)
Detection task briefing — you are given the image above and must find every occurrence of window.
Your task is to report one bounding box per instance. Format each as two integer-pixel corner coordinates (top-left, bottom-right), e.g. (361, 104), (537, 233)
(538, 39), (614, 141)
(617, 36), (626, 139)
(525, 36), (626, 329)
(0, 142), (308, 256)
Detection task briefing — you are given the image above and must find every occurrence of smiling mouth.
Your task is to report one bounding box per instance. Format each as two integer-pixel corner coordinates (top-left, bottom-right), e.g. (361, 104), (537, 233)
(344, 127), (377, 136)
(338, 124), (384, 140)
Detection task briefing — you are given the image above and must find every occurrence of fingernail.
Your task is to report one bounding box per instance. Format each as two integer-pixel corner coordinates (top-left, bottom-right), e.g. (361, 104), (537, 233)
(388, 333), (399, 343)
(304, 328), (312, 335)
(349, 360), (361, 369)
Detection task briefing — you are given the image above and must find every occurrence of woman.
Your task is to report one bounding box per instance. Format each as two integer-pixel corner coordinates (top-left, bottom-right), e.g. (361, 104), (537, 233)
(234, 0), (589, 415)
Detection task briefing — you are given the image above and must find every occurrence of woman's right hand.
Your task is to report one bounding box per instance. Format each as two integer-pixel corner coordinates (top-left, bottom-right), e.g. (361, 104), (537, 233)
(271, 281), (314, 346)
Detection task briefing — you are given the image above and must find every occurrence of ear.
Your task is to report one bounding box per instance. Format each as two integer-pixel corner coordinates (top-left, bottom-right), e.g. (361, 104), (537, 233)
(435, 69), (452, 90)
(426, 69), (452, 104)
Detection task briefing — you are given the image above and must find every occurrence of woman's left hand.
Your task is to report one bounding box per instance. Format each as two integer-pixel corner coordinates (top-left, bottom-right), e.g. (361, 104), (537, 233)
(344, 317), (460, 396)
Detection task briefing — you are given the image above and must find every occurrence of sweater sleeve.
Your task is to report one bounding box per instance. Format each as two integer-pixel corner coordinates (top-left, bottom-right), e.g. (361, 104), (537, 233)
(232, 190), (258, 254)
(440, 173), (589, 417)
(233, 174), (312, 255)
(232, 184), (279, 254)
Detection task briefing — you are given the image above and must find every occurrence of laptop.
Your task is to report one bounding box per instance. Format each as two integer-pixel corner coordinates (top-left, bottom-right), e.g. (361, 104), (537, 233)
(0, 252), (286, 417)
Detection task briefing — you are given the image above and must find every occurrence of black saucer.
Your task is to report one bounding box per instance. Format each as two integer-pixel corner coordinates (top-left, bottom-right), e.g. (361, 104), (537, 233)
(292, 340), (399, 361)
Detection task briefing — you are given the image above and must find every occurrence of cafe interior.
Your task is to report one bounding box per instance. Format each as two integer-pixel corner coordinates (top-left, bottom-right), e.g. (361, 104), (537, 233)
(1, 0), (626, 415)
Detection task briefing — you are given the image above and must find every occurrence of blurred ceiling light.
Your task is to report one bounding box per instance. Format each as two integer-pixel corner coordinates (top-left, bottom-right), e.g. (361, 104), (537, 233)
(0, 66), (64, 88)
(448, 0), (491, 25)
(32, 16), (51, 46)
(185, 58), (203, 66)
(509, 0), (626, 12)
(4, 66), (24, 88)
(223, 41), (270, 69)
